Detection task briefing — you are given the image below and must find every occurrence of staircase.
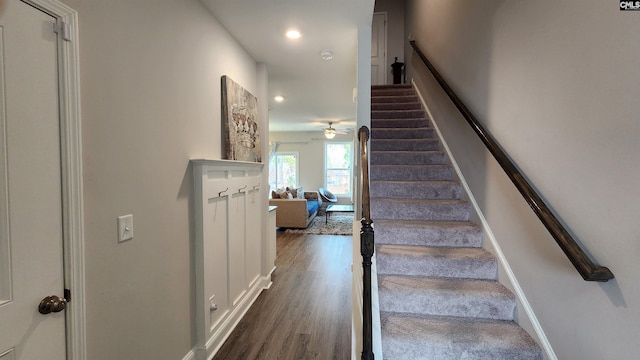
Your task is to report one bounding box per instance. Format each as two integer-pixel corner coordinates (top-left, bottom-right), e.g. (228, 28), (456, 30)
(370, 84), (542, 359)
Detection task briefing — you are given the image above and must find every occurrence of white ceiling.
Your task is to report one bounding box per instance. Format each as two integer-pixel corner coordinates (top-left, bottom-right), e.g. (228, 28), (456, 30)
(200, 0), (375, 133)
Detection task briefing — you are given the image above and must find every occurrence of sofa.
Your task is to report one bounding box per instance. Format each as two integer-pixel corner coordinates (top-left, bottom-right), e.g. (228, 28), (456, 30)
(269, 188), (322, 228)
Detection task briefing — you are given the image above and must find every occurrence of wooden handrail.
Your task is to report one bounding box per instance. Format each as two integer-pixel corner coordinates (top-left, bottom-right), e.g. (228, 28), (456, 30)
(410, 40), (614, 282)
(358, 126), (375, 359)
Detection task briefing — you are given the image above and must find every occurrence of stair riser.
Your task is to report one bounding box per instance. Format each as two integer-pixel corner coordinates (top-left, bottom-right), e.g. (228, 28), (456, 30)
(371, 151), (446, 165)
(371, 200), (471, 221)
(372, 128), (435, 139)
(376, 252), (497, 279)
(370, 181), (460, 199)
(370, 166), (453, 181)
(372, 110), (426, 119)
(372, 89), (414, 97)
(374, 221), (483, 247)
(372, 102), (422, 111)
(372, 118), (430, 128)
(371, 139), (439, 151)
(378, 280), (516, 320)
(372, 84), (412, 89)
(372, 95), (418, 104)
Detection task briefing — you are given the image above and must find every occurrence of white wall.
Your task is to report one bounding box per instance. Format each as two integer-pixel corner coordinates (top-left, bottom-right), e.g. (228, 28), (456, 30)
(406, 0), (640, 358)
(59, 0), (260, 358)
(269, 131), (354, 205)
(373, 0), (406, 84)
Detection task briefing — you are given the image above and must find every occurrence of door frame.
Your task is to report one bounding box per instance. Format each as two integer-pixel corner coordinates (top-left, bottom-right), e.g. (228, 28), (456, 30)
(21, 1), (85, 358)
(372, 11), (388, 85)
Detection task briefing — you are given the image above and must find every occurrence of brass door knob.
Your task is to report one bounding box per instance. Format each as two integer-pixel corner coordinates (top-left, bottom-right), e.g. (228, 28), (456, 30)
(38, 295), (67, 314)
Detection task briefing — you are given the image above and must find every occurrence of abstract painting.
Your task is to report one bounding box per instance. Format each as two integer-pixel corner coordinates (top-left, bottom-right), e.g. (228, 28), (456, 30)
(221, 76), (261, 162)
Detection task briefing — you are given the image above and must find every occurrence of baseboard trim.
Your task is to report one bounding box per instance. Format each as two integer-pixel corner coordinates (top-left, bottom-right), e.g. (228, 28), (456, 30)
(413, 80), (557, 360)
(203, 276), (271, 360)
(181, 350), (195, 360)
(262, 272), (274, 290)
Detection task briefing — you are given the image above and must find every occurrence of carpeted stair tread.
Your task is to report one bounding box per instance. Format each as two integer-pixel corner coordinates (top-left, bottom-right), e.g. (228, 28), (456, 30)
(374, 220), (483, 247)
(371, 95), (419, 104)
(371, 198), (471, 221)
(372, 109), (426, 119)
(380, 313), (543, 360)
(372, 86), (413, 91)
(376, 245), (497, 279)
(370, 165), (453, 181)
(370, 139), (440, 151)
(370, 83), (542, 358)
(370, 180), (461, 200)
(371, 90), (415, 97)
(370, 150), (446, 165)
(371, 127), (435, 139)
(371, 85), (415, 97)
(372, 118), (430, 128)
(372, 89), (415, 97)
(372, 84), (413, 89)
(379, 276), (516, 320)
(372, 102), (422, 111)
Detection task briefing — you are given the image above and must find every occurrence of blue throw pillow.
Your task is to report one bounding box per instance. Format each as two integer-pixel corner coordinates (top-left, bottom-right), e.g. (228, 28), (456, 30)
(306, 200), (319, 216)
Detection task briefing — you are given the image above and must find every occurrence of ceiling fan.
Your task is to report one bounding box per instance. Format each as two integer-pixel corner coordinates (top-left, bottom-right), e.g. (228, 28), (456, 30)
(323, 122), (350, 139)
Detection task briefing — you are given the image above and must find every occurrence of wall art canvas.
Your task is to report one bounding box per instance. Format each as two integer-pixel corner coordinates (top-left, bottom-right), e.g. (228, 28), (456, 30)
(221, 75), (261, 162)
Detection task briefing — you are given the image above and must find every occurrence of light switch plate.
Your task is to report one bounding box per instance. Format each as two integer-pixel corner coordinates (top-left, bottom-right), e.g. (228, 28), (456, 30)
(117, 214), (134, 242)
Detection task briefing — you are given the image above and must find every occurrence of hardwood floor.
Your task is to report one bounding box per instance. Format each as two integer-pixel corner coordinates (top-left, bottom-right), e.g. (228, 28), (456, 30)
(212, 231), (352, 360)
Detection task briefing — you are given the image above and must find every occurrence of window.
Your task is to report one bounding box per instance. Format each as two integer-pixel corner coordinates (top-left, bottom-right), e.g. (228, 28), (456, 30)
(325, 142), (352, 196)
(269, 152), (298, 192)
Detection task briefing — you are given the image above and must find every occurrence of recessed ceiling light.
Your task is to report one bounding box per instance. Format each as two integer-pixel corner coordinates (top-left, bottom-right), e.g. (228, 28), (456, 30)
(286, 29), (301, 40)
(320, 50), (333, 61)
(274, 95), (284, 103)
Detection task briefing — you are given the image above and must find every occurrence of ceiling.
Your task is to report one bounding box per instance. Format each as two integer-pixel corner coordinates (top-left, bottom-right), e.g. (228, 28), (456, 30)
(200, 0), (375, 133)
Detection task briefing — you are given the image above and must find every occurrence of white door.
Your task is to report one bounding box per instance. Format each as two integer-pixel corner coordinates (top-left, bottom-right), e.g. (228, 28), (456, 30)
(371, 12), (387, 86)
(0, 0), (67, 359)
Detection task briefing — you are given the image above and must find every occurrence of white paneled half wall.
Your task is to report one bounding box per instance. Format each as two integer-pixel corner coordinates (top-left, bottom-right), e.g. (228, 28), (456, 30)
(190, 159), (274, 359)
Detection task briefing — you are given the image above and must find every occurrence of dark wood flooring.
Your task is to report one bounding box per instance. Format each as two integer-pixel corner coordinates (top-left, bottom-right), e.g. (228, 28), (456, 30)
(212, 231), (352, 360)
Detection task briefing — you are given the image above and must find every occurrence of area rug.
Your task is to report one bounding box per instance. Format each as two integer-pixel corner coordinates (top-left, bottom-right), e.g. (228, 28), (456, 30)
(285, 212), (355, 235)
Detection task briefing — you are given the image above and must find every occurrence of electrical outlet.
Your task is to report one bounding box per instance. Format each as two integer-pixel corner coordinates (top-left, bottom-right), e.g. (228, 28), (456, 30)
(117, 214), (134, 242)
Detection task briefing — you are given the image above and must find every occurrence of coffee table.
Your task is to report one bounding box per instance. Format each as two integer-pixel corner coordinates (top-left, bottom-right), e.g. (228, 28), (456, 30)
(325, 204), (354, 224)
